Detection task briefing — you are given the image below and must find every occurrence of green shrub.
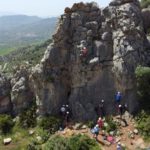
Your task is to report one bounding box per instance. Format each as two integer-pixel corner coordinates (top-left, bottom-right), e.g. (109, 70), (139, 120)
(38, 116), (61, 134)
(19, 101), (37, 128)
(36, 128), (50, 144)
(44, 134), (101, 150)
(135, 66), (150, 110)
(0, 114), (14, 134)
(68, 134), (100, 150)
(136, 110), (150, 139)
(141, 0), (150, 8)
(105, 116), (117, 132)
(86, 121), (95, 129)
(44, 135), (69, 150)
(27, 141), (42, 150)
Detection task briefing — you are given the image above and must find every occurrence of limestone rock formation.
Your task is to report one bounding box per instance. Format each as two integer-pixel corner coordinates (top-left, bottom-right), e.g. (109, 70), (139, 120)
(142, 8), (150, 33)
(0, 0), (149, 120)
(0, 73), (12, 113)
(11, 66), (34, 115)
(30, 0), (148, 121)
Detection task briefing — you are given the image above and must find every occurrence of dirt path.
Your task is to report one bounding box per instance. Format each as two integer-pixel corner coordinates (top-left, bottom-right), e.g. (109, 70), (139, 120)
(57, 117), (150, 150)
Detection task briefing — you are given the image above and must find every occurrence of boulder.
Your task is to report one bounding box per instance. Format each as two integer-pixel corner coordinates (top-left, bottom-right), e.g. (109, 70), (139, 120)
(36, 136), (42, 142)
(133, 129), (138, 135)
(29, 130), (35, 135)
(3, 138), (12, 145)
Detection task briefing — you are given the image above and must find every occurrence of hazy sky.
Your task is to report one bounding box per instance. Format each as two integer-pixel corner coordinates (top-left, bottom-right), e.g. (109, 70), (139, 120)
(0, 0), (112, 17)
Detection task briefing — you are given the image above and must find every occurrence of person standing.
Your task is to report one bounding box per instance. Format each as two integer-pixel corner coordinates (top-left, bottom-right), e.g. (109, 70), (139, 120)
(92, 124), (100, 140)
(97, 117), (104, 129)
(118, 104), (123, 118)
(115, 91), (122, 104)
(99, 99), (105, 118)
(60, 105), (66, 129)
(116, 142), (122, 150)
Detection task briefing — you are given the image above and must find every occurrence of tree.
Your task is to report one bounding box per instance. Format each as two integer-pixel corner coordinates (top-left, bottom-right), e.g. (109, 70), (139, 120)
(0, 114), (14, 134)
(135, 66), (150, 110)
(141, 0), (150, 8)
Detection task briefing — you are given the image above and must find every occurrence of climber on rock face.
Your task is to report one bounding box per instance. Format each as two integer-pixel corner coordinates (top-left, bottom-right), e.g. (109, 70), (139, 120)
(80, 46), (88, 57)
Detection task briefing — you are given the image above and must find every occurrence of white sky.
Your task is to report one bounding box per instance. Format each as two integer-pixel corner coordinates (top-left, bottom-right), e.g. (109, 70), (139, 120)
(0, 0), (112, 17)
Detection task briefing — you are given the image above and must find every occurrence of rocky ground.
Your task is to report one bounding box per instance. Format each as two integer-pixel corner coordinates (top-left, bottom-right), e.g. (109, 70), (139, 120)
(57, 113), (150, 150)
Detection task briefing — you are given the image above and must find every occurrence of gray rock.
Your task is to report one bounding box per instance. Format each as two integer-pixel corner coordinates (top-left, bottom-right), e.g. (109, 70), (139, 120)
(142, 8), (150, 33)
(133, 129), (138, 134)
(29, 130), (35, 135)
(3, 138), (12, 145)
(81, 125), (88, 129)
(1, 1), (149, 121)
(11, 67), (35, 115)
(0, 73), (12, 114)
(109, 0), (139, 6)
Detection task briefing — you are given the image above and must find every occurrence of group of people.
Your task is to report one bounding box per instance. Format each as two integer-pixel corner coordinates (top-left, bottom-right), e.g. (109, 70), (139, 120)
(96, 91), (128, 118)
(91, 91), (127, 150)
(59, 91), (126, 150)
(60, 104), (71, 129)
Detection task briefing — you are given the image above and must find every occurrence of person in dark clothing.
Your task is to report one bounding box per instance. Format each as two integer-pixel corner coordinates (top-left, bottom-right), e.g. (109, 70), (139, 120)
(99, 99), (105, 118)
(118, 104), (123, 118)
(60, 105), (66, 118)
(123, 103), (128, 112)
(60, 105), (66, 130)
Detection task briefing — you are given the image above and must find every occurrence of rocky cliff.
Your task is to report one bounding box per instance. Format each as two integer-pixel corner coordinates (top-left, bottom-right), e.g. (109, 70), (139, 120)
(0, 0), (150, 121)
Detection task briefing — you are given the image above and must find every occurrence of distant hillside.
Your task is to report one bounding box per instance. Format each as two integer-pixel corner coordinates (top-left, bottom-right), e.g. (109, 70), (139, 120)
(0, 39), (52, 73)
(0, 15), (57, 55)
(0, 15), (42, 30)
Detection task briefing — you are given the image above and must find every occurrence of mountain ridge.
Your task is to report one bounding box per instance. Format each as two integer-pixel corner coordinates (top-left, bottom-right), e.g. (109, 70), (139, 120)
(0, 15), (57, 55)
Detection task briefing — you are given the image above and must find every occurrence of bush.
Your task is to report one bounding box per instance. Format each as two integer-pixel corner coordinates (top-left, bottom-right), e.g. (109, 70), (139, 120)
(0, 114), (14, 134)
(38, 116), (61, 134)
(27, 141), (42, 150)
(86, 121), (95, 129)
(135, 66), (150, 110)
(136, 110), (150, 140)
(44, 135), (69, 150)
(36, 128), (50, 144)
(44, 134), (101, 150)
(105, 116), (117, 132)
(141, 0), (150, 8)
(19, 101), (37, 128)
(68, 134), (100, 150)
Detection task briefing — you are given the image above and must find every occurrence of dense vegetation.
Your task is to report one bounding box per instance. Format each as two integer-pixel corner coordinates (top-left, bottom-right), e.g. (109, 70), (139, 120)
(135, 66), (150, 140)
(0, 39), (52, 73)
(0, 114), (14, 134)
(135, 66), (150, 110)
(19, 101), (37, 128)
(43, 134), (101, 150)
(0, 15), (57, 55)
(141, 0), (150, 8)
(38, 116), (61, 134)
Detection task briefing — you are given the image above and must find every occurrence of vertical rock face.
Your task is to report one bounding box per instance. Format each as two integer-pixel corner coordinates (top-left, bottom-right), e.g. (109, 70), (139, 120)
(104, 0), (146, 113)
(30, 0), (148, 121)
(0, 74), (12, 113)
(11, 66), (34, 115)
